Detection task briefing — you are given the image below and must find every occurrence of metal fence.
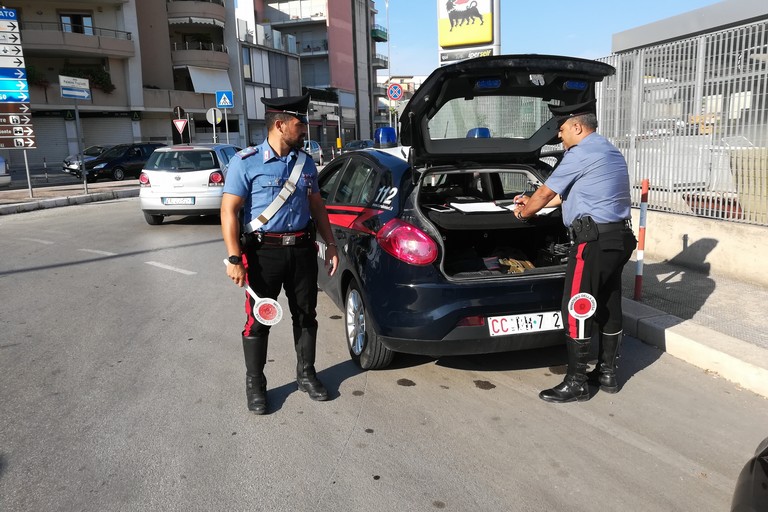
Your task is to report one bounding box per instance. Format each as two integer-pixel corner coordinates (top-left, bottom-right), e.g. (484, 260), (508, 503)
(597, 19), (768, 225)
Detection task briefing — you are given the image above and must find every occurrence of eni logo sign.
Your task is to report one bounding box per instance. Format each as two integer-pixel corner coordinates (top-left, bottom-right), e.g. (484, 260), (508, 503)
(438, 0), (493, 48)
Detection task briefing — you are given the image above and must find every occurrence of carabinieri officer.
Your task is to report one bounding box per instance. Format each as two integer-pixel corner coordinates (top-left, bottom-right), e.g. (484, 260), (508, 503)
(514, 100), (637, 404)
(221, 93), (339, 415)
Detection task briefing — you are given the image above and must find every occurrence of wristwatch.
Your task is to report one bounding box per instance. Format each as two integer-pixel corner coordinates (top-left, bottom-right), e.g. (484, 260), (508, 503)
(227, 255), (242, 265)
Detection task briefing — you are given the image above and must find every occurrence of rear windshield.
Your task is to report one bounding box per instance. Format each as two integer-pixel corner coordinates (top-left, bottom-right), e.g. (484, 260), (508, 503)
(145, 150), (219, 172)
(428, 95), (561, 140)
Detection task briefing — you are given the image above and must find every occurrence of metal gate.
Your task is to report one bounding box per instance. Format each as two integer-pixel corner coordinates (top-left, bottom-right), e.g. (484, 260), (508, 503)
(82, 118), (134, 147)
(598, 19), (768, 225)
(10, 117), (69, 169)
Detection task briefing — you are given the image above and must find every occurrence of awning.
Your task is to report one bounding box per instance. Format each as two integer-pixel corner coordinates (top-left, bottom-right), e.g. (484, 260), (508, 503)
(187, 66), (232, 94)
(168, 17), (225, 28)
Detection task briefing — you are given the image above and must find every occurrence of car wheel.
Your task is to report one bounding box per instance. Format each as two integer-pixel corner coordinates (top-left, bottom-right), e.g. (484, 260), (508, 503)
(143, 212), (164, 225)
(345, 282), (393, 370)
(112, 167), (126, 181)
(86, 174), (97, 183)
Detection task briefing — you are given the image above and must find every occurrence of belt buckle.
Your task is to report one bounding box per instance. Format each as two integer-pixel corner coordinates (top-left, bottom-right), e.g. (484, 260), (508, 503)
(282, 234), (296, 246)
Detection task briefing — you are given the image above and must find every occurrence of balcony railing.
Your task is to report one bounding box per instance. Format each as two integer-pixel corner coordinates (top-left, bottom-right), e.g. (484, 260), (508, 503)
(372, 53), (388, 69)
(20, 21), (132, 40)
(371, 24), (388, 42)
(168, 0), (224, 5)
(298, 39), (328, 54)
(172, 41), (228, 53)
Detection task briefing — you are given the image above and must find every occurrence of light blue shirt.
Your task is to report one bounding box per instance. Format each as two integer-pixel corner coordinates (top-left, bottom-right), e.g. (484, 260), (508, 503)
(223, 139), (319, 232)
(544, 132), (631, 226)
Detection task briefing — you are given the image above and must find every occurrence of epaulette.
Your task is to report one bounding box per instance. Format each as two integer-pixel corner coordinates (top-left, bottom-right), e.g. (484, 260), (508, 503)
(237, 147), (259, 159)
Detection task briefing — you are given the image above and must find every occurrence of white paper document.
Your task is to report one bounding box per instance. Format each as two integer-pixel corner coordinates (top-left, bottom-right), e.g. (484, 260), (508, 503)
(449, 202), (507, 213)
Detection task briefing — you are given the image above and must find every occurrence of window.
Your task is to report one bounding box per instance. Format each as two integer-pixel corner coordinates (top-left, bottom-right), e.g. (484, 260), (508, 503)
(242, 47), (252, 80)
(335, 159), (377, 206)
(60, 13), (94, 35)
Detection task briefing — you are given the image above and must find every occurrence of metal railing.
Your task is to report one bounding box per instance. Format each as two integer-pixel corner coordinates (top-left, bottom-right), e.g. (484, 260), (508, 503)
(297, 39), (328, 53)
(597, 18), (768, 226)
(168, 0), (224, 5)
(172, 41), (228, 53)
(20, 21), (132, 40)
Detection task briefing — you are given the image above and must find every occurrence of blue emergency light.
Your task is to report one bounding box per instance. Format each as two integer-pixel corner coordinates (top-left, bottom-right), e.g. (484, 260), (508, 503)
(375, 126), (397, 148)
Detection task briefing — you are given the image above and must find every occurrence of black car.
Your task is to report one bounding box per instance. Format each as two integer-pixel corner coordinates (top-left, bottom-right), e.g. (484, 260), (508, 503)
(315, 54), (616, 370)
(71, 142), (165, 182)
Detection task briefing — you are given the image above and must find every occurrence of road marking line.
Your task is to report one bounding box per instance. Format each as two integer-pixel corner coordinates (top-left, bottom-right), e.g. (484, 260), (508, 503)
(145, 261), (197, 275)
(18, 238), (55, 245)
(79, 249), (117, 256)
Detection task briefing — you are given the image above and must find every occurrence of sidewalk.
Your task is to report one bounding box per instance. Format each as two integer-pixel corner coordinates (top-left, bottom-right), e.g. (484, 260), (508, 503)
(2, 179), (767, 398)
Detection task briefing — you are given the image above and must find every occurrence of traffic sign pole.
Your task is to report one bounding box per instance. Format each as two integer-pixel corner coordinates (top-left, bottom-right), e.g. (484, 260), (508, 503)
(224, 109), (229, 144)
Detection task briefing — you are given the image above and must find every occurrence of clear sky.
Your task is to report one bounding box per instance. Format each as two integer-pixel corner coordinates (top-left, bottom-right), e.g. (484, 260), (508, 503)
(378, 0), (723, 76)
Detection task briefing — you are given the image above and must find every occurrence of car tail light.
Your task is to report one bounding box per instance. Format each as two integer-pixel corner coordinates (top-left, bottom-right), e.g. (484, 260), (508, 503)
(209, 171), (224, 186)
(456, 316), (486, 327)
(139, 172), (150, 187)
(376, 218), (438, 265)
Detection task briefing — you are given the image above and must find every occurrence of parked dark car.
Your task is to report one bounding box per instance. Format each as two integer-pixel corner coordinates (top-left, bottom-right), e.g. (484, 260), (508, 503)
(62, 144), (114, 174)
(70, 142), (165, 182)
(340, 139), (374, 154)
(314, 54), (616, 369)
(731, 436), (768, 511)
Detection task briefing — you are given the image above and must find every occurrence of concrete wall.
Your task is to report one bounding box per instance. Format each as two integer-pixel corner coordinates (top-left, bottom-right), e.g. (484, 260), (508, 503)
(631, 209), (768, 286)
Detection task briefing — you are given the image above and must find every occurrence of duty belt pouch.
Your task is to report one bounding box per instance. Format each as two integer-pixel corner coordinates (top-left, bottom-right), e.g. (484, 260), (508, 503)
(571, 216), (599, 243)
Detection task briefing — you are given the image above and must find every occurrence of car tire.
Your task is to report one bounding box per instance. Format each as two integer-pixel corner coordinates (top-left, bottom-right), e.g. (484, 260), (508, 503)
(143, 212), (164, 225)
(112, 167), (125, 181)
(86, 174), (97, 183)
(345, 282), (393, 370)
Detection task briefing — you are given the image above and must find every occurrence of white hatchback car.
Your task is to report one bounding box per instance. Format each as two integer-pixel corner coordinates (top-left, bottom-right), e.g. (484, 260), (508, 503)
(139, 143), (240, 225)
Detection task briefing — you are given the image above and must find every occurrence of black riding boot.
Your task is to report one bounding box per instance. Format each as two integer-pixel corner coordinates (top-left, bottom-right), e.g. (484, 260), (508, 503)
(588, 331), (622, 393)
(294, 326), (328, 401)
(242, 335), (268, 414)
(539, 337), (591, 403)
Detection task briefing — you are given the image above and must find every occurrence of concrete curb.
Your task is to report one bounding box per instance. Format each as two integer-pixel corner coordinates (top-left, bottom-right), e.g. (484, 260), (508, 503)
(622, 297), (768, 399)
(0, 188), (138, 215)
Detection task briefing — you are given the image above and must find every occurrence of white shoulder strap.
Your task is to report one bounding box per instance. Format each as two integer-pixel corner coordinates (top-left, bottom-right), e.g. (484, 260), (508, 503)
(244, 151), (308, 233)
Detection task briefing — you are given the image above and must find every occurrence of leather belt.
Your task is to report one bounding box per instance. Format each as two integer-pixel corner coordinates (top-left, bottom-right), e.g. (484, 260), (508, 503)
(250, 230), (312, 247)
(595, 219), (632, 233)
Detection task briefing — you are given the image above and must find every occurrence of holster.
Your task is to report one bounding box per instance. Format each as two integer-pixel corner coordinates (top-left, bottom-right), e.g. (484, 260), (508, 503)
(569, 216), (599, 243)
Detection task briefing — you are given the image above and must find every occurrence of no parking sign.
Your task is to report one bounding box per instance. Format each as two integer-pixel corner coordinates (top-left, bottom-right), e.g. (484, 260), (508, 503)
(386, 83), (403, 101)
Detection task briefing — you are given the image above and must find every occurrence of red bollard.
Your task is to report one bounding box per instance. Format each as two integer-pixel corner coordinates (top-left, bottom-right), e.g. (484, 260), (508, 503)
(634, 179), (649, 301)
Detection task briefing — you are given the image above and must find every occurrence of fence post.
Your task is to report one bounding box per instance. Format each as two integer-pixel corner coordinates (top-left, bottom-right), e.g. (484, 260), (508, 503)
(634, 179), (649, 301)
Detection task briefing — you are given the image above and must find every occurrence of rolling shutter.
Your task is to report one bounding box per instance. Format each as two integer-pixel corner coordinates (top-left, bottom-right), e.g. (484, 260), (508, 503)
(22, 117), (68, 167)
(82, 118), (134, 146)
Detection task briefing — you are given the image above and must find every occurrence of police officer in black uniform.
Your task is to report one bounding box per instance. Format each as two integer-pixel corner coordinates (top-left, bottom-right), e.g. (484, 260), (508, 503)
(514, 100), (637, 403)
(221, 93), (339, 414)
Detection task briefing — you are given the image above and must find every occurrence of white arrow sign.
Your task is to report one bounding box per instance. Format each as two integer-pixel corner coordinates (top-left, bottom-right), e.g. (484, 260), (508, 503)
(61, 87), (91, 100)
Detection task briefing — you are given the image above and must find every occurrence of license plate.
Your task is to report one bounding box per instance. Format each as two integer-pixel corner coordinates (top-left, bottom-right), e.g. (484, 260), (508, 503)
(162, 197), (194, 205)
(488, 311), (563, 337)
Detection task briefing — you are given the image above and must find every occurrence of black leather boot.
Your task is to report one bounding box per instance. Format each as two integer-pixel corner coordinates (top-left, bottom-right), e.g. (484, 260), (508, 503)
(294, 326), (328, 401)
(242, 335), (268, 414)
(539, 337), (591, 403)
(588, 331), (622, 393)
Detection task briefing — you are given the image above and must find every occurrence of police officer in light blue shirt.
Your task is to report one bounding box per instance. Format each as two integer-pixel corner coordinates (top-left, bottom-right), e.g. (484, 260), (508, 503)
(221, 93), (339, 414)
(514, 100), (637, 404)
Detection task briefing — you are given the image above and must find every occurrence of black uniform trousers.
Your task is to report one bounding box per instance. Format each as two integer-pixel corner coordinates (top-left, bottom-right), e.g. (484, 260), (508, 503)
(242, 242), (319, 337)
(562, 227), (637, 340)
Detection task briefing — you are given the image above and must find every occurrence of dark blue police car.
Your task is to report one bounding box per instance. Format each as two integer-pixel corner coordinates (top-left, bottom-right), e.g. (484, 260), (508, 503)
(316, 54), (616, 369)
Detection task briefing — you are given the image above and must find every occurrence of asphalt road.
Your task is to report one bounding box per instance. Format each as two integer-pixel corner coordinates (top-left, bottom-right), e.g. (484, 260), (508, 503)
(1, 199), (766, 512)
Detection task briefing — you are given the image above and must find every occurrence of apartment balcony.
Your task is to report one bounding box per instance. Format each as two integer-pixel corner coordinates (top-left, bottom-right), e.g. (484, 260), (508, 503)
(372, 84), (387, 97)
(373, 113), (389, 124)
(372, 53), (389, 70)
(264, 3), (327, 28)
(143, 88), (219, 113)
(167, 0), (226, 28)
(298, 38), (328, 57)
(371, 24), (388, 42)
(19, 21), (134, 58)
(171, 42), (230, 70)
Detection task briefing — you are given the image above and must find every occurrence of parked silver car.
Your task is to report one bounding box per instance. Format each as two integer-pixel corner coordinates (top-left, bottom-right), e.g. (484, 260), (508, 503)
(303, 139), (324, 165)
(139, 143), (241, 225)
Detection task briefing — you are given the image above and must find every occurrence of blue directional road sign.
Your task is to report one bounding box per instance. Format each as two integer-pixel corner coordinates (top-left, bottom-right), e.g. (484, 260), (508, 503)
(216, 90), (234, 109)
(0, 7), (34, 150)
(61, 86), (91, 100)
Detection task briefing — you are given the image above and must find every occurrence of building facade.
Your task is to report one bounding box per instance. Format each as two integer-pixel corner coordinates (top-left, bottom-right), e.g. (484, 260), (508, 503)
(3, 0), (379, 167)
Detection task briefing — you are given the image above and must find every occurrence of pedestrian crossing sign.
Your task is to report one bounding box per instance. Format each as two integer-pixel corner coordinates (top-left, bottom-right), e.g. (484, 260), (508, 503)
(216, 90), (234, 109)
